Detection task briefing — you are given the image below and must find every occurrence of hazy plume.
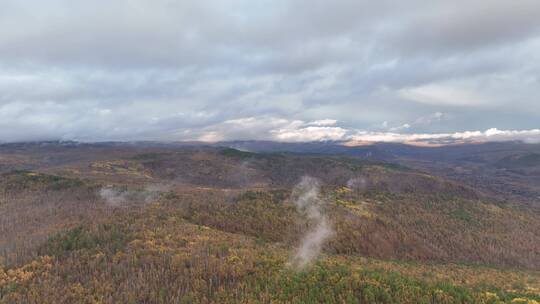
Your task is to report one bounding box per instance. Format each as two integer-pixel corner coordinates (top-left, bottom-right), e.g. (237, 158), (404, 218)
(99, 184), (169, 207)
(289, 176), (333, 269)
(347, 176), (369, 192)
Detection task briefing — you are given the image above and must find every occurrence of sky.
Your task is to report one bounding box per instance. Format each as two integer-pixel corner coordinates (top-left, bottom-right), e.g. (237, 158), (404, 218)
(1, 0), (540, 143)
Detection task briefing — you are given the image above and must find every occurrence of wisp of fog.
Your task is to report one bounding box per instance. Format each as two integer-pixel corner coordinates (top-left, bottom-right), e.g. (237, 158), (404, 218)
(289, 176), (333, 270)
(99, 184), (170, 207)
(347, 176), (368, 192)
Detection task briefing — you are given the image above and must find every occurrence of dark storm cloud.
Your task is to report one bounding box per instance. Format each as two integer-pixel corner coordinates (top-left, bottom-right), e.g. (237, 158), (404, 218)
(0, 0), (539, 142)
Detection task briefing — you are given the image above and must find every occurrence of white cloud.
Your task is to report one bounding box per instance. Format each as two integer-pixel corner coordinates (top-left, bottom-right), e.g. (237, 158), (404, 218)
(348, 128), (540, 144)
(195, 117), (348, 142)
(399, 84), (488, 106)
(193, 116), (540, 144)
(308, 119), (338, 126)
(414, 112), (445, 125)
(389, 123), (410, 132)
(271, 126), (348, 141)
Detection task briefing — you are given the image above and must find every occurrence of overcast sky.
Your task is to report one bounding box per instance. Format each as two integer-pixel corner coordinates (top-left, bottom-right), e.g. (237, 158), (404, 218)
(1, 0), (540, 143)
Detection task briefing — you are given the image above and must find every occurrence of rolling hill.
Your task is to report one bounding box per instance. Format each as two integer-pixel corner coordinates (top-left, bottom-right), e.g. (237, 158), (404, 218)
(1, 141), (540, 303)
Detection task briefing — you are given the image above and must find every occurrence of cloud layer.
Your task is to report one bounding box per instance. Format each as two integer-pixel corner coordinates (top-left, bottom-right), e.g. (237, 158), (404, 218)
(195, 117), (540, 144)
(0, 0), (539, 142)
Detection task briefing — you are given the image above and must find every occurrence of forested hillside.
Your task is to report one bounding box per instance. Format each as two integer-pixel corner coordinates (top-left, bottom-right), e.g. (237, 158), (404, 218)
(1, 142), (540, 303)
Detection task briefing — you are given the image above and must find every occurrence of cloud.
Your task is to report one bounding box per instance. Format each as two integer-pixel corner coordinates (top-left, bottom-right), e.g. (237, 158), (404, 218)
(399, 84), (489, 106)
(0, 0), (539, 142)
(192, 116), (540, 144)
(308, 119), (338, 126)
(271, 126), (348, 142)
(382, 112), (448, 133)
(385, 0), (540, 56)
(414, 112), (445, 126)
(348, 128), (540, 145)
(389, 124), (411, 132)
(194, 117), (348, 142)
